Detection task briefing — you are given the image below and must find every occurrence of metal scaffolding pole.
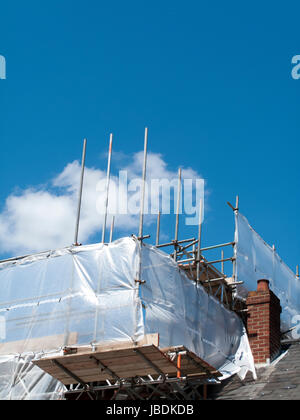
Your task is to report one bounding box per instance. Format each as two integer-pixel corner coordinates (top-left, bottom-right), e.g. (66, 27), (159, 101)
(74, 138), (87, 246)
(109, 216), (115, 243)
(221, 249), (224, 274)
(227, 195), (239, 212)
(156, 237), (195, 249)
(231, 195), (239, 283)
(235, 195), (239, 211)
(156, 211), (161, 246)
(102, 134), (113, 243)
(196, 199), (203, 282)
(138, 127), (148, 240)
(136, 127), (148, 288)
(200, 241), (234, 252)
(174, 168), (182, 261)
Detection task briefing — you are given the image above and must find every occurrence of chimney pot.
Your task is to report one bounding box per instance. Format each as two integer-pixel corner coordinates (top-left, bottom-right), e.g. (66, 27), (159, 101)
(257, 279), (270, 292)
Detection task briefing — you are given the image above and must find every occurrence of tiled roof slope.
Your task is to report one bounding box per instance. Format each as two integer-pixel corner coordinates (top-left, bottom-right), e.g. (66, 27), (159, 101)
(210, 340), (300, 400)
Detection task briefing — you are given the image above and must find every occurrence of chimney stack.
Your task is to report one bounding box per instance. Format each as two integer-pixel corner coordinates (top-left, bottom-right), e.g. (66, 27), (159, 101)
(246, 279), (281, 365)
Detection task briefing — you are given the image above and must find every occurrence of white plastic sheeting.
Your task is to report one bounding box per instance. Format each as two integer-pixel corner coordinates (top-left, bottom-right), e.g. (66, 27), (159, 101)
(0, 239), (144, 354)
(139, 244), (256, 380)
(0, 354), (64, 400)
(0, 237), (256, 399)
(234, 212), (300, 332)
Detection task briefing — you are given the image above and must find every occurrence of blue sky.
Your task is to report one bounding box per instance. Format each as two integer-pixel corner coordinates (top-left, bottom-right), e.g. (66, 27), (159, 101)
(0, 1), (300, 275)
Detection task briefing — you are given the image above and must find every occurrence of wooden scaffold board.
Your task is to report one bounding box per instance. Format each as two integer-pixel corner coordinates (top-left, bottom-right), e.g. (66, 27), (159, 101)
(33, 334), (221, 386)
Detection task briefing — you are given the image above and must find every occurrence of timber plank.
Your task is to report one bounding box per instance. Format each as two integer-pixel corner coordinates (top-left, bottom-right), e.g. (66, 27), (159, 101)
(37, 345), (159, 366)
(42, 358), (176, 378)
(35, 346), (172, 372)
(33, 338), (221, 386)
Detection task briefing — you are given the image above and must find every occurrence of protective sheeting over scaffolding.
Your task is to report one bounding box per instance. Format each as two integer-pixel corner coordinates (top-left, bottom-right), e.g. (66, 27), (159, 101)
(139, 243), (255, 379)
(234, 212), (300, 332)
(0, 237), (255, 400)
(0, 354), (64, 400)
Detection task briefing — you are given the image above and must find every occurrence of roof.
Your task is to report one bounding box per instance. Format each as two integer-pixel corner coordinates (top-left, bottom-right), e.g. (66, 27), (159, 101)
(210, 340), (300, 400)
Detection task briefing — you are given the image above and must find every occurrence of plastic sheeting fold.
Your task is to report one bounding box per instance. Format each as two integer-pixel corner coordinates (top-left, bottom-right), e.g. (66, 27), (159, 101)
(235, 212), (300, 332)
(0, 237), (256, 399)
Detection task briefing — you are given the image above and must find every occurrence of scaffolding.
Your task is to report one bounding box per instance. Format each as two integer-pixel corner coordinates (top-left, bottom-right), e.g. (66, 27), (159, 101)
(0, 128), (258, 400)
(0, 234), (256, 400)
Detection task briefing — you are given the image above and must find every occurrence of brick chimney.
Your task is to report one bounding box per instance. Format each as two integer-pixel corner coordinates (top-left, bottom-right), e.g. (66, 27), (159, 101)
(246, 279), (281, 365)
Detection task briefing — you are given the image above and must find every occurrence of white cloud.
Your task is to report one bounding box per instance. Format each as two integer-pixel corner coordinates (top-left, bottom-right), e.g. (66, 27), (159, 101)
(0, 152), (204, 256)
(0, 190), (75, 254)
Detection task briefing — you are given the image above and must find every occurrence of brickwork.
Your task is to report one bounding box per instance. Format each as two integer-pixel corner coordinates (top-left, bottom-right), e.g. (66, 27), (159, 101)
(246, 280), (281, 364)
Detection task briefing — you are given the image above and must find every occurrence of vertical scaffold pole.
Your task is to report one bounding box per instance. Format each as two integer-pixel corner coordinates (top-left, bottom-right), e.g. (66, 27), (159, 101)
(174, 168), (182, 261)
(102, 134), (113, 243)
(221, 249), (224, 274)
(138, 127), (148, 240)
(74, 138), (87, 246)
(196, 198), (203, 282)
(232, 195), (239, 284)
(235, 195), (239, 211)
(156, 211), (161, 246)
(109, 216), (115, 243)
